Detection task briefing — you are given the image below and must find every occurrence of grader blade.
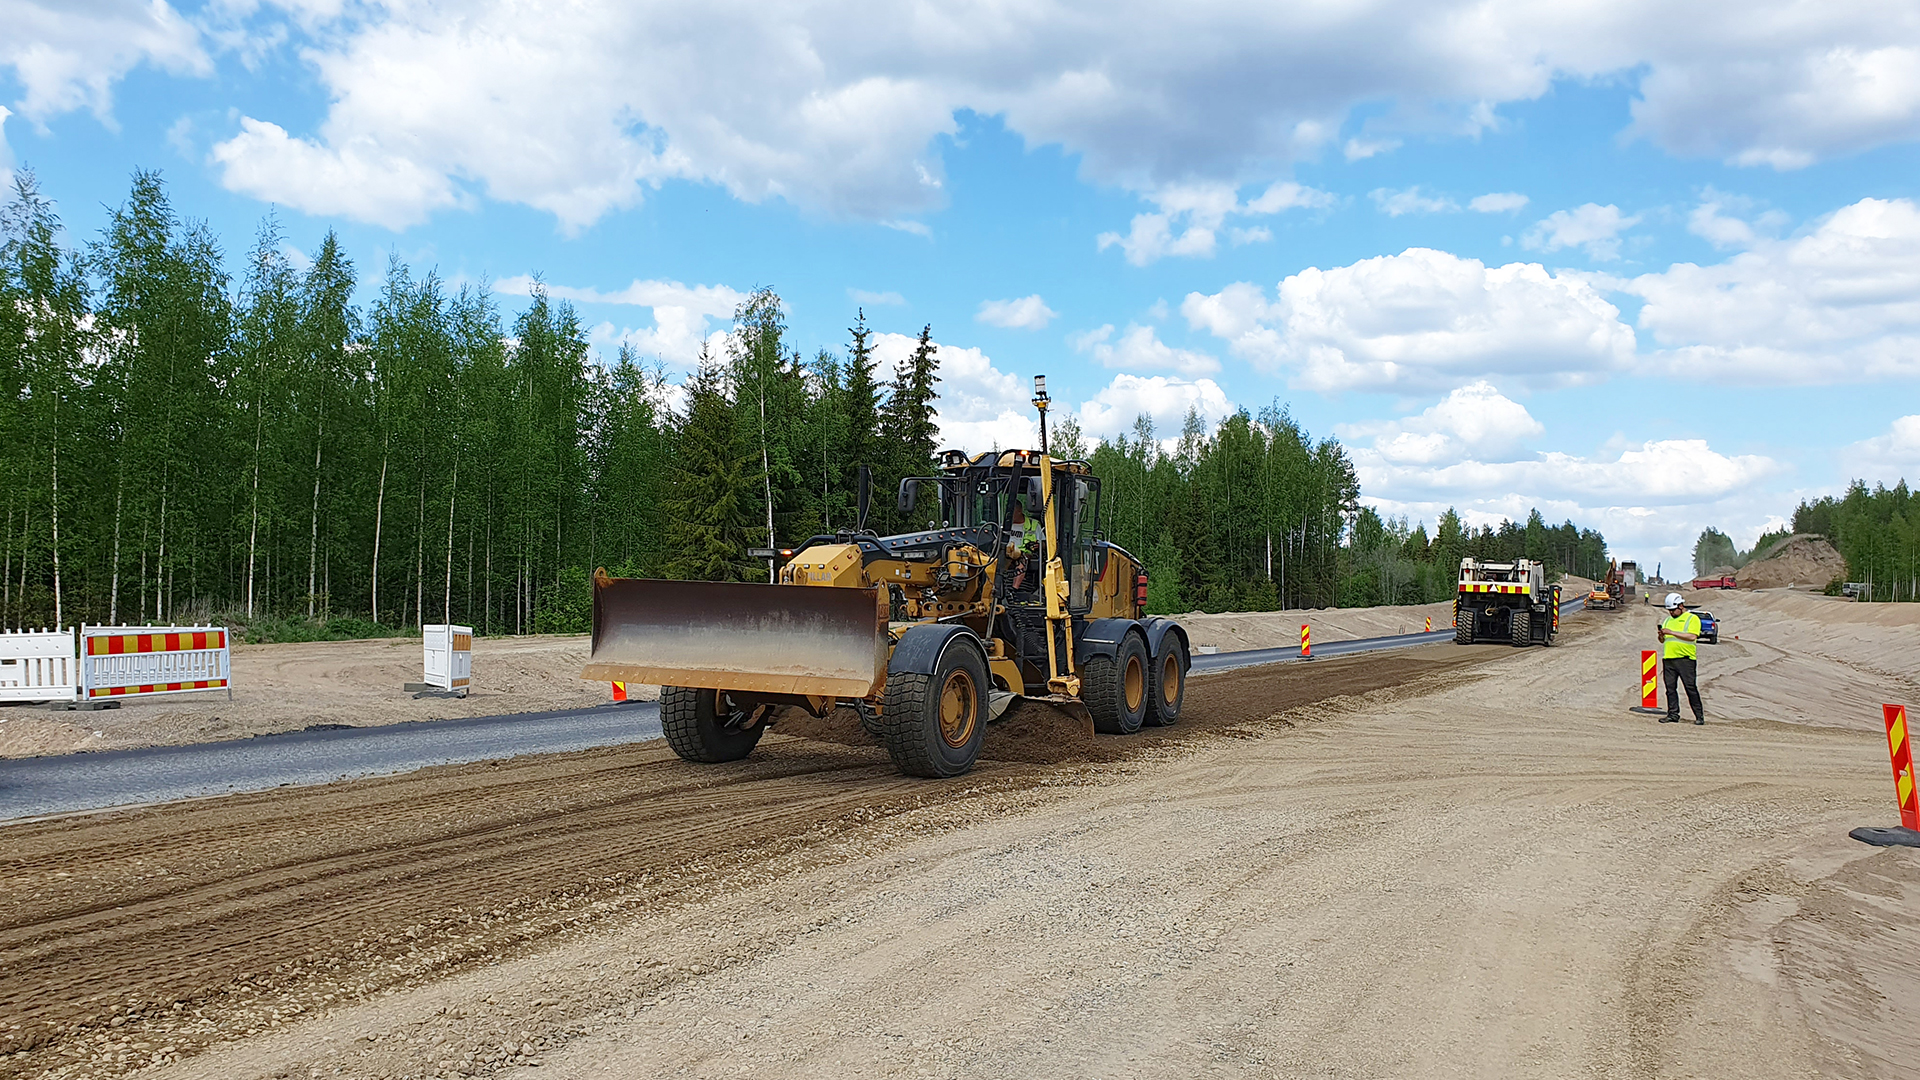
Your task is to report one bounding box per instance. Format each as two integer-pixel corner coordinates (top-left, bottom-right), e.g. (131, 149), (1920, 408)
(581, 572), (889, 699)
(1030, 693), (1095, 736)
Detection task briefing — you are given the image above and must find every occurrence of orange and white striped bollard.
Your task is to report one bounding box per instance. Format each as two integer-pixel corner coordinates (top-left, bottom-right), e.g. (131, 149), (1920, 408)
(1299, 624), (1312, 659)
(1641, 650), (1658, 709)
(612, 681), (628, 703)
(1885, 704), (1917, 830)
(1424, 616), (1432, 633)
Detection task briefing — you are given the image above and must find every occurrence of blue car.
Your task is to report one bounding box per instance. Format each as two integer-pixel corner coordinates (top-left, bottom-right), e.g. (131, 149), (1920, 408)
(1694, 610), (1719, 644)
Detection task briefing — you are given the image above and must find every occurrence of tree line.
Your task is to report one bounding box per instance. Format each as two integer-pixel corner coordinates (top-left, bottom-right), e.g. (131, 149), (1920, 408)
(2, 169), (1611, 636)
(1792, 481), (1920, 601)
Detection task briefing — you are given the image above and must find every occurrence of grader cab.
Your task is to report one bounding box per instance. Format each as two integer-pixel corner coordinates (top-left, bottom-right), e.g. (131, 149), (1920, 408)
(583, 376), (1190, 778)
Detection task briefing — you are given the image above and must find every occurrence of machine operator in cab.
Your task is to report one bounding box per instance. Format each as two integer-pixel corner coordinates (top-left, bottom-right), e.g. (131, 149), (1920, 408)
(1657, 592), (1706, 725)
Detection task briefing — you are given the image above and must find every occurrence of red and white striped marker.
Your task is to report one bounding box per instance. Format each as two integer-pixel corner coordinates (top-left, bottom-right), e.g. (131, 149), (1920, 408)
(1886, 704), (1917, 830)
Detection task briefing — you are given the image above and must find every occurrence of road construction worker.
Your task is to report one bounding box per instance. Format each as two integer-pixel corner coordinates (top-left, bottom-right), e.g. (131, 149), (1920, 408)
(1008, 502), (1039, 592)
(1657, 592), (1705, 725)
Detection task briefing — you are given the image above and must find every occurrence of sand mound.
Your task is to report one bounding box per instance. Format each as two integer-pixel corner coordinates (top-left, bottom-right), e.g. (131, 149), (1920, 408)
(1738, 534), (1846, 590)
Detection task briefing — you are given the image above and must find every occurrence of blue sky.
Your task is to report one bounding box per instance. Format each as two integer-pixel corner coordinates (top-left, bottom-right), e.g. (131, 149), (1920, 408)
(6, 1), (1920, 573)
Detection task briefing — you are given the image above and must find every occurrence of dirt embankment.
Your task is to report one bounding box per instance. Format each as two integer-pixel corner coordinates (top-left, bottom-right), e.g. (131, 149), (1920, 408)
(1737, 534), (1848, 590)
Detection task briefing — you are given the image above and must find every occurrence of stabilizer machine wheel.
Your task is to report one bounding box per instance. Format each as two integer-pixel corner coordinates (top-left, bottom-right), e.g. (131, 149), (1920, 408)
(881, 640), (988, 778)
(1086, 632), (1151, 735)
(1510, 608), (1532, 648)
(660, 685), (767, 763)
(1454, 603), (1474, 645)
(1145, 633), (1188, 727)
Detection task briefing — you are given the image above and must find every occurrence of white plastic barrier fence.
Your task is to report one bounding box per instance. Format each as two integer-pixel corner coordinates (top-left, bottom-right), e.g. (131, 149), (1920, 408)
(423, 624), (472, 696)
(0, 628), (79, 703)
(79, 625), (231, 701)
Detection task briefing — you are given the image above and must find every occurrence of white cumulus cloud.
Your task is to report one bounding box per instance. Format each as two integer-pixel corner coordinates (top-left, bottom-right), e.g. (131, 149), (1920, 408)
(1370, 186), (1458, 216)
(1684, 188), (1789, 250)
(1469, 192), (1529, 213)
(1070, 323), (1220, 377)
(14, 2), (1920, 230)
(499, 275), (744, 368)
(1, 0), (207, 122)
(869, 331), (1037, 451)
(1182, 249), (1635, 392)
(976, 294), (1058, 330)
(1522, 203), (1641, 261)
(1348, 387), (1786, 570)
(1844, 415), (1920, 486)
(1337, 381), (1543, 465)
(1074, 374), (1234, 441)
(1620, 197), (1920, 383)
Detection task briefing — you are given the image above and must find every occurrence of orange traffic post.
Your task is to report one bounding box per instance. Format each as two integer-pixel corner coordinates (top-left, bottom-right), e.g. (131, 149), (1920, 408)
(611, 680), (628, 703)
(1629, 650), (1665, 714)
(1299, 624), (1312, 660)
(1424, 616), (1432, 633)
(1849, 704), (1920, 847)
(1886, 704), (1917, 830)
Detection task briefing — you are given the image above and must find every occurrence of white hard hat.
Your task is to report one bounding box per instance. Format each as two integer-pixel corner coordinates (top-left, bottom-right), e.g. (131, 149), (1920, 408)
(1665, 592), (1684, 609)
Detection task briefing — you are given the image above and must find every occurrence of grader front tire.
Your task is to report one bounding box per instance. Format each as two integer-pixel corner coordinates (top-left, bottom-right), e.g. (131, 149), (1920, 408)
(881, 641), (988, 779)
(660, 685), (766, 763)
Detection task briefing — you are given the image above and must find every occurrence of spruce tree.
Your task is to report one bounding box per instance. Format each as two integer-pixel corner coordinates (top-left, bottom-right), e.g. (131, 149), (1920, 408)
(667, 344), (756, 581)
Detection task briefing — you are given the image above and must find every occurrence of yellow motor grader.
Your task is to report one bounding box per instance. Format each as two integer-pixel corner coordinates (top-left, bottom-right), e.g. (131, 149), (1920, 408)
(582, 376), (1190, 778)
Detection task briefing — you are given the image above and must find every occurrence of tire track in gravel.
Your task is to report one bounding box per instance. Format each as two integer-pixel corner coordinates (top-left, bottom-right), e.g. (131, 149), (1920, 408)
(0, 645), (1487, 1076)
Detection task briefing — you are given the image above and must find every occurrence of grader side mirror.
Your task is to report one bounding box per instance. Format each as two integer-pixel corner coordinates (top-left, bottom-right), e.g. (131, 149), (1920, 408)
(897, 478), (919, 515)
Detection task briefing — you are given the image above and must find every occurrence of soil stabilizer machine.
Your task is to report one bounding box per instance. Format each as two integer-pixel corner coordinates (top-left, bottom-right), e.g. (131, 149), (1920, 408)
(1455, 557), (1560, 647)
(583, 376), (1190, 779)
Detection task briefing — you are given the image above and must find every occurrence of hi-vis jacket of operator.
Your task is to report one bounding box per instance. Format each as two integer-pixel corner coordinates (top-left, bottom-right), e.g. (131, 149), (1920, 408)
(1661, 611), (1701, 660)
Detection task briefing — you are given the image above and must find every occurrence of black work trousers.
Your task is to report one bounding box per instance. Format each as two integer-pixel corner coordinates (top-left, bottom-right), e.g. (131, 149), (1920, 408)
(1663, 656), (1703, 721)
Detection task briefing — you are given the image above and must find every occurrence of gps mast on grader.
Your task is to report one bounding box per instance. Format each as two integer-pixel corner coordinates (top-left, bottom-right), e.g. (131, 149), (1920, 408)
(1455, 557), (1560, 646)
(582, 376), (1190, 779)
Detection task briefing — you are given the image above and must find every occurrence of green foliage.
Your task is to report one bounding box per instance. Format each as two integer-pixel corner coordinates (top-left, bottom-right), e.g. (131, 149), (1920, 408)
(1693, 524), (1794, 576)
(1143, 535), (1185, 614)
(533, 566), (594, 635)
(229, 613), (403, 644)
(1795, 481), (1919, 601)
(1693, 526), (1739, 576)
(0, 170), (1617, 635)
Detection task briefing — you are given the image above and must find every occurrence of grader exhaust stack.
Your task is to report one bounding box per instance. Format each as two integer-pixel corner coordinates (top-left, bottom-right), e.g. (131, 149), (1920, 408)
(580, 571), (889, 699)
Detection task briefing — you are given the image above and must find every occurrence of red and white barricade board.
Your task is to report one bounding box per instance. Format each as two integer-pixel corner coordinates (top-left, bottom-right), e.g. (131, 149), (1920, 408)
(0, 628), (79, 703)
(80, 625), (231, 701)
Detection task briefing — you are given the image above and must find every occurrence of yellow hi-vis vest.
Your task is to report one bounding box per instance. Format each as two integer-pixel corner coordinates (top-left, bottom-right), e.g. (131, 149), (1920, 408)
(1662, 611), (1701, 660)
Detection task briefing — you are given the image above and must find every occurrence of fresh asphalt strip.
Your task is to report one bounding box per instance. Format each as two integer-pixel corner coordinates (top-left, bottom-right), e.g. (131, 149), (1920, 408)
(0, 599), (1586, 822)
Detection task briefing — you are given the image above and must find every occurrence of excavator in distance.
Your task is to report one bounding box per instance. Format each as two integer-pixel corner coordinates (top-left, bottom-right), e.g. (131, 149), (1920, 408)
(582, 375), (1191, 779)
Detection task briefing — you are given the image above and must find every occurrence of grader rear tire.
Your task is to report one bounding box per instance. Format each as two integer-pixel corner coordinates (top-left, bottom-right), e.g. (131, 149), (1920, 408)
(1145, 633), (1187, 727)
(880, 640), (987, 778)
(1510, 608), (1532, 648)
(660, 686), (766, 763)
(1454, 604), (1474, 645)
(1087, 633), (1150, 735)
